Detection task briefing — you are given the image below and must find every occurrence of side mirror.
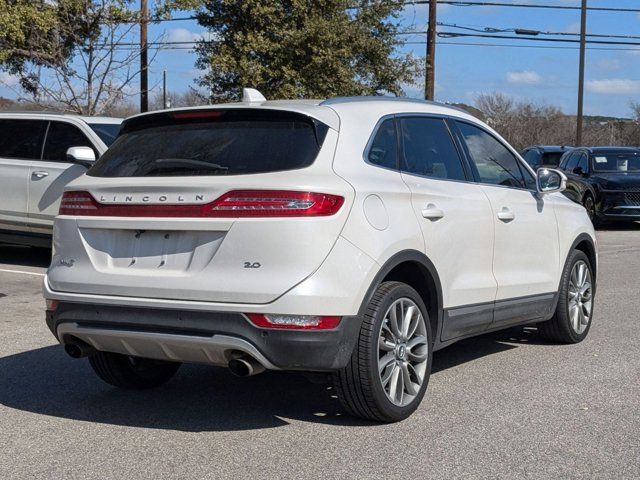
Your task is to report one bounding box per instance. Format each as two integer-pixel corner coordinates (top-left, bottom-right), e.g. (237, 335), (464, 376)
(573, 166), (586, 176)
(537, 168), (566, 195)
(66, 146), (96, 167)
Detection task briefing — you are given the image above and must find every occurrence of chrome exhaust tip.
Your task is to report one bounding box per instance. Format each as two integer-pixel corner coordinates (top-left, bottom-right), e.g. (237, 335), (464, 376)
(228, 355), (266, 377)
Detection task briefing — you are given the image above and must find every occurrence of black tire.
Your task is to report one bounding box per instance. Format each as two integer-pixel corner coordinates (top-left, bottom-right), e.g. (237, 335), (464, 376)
(583, 194), (601, 228)
(333, 281), (433, 423)
(538, 250), (594, 344)
(89, 352), (181, 389)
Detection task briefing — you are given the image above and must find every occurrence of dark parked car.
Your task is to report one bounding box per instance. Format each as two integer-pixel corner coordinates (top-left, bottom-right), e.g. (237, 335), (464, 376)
(521, 145), (573, 169)
(557, 146), (640, 225)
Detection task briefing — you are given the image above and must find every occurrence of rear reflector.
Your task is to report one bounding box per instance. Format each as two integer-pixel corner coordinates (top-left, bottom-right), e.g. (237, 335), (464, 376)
(46, 299), (59, 313)
(245, 314), (342, 330)
(59, 190), (344, 217)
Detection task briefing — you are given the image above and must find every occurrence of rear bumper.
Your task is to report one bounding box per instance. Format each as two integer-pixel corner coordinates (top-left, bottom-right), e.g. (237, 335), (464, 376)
(47, 302), (362, 372)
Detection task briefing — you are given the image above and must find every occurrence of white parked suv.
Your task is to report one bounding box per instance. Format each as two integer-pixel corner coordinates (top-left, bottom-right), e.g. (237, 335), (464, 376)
(44, 92), (597, 422)
(0, 112), (121, 246)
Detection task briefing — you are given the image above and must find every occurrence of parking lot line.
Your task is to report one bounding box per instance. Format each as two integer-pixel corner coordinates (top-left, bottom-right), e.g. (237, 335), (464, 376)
(0, 268), (45, 277)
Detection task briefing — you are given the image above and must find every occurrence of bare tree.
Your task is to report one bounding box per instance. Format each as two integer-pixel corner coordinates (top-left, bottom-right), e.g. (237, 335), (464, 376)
(150, 87), (208, 110)
(631, 101), (640, 122)
(6, 1), (160, 116)
(473, 92), (640, 150)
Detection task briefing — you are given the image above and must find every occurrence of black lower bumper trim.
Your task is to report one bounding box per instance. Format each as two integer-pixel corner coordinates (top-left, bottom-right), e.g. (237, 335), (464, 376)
(47, 303), (362, 372)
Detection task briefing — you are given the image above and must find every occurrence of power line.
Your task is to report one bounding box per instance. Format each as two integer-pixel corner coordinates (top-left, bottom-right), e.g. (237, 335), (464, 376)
(437, 31), (640, 48)
(431, 41), (640, 53)
(116, 1), (640, 24)
(105, 40), (640, 54)
(435, 1), (640, 13)
(436, 22), (640, 41)
(93, 32), (640, 49)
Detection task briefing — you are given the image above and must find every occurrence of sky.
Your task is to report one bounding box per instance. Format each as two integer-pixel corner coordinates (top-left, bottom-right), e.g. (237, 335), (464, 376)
(1, 0), (639, 118)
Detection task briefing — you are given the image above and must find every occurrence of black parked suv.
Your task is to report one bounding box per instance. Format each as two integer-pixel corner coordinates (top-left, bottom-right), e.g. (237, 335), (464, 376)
(522, 145), (573, 169)
(558, 146), (640, 225)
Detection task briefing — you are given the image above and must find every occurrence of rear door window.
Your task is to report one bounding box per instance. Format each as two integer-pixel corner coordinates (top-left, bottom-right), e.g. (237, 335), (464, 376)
(42, 121), (96, 162)
(89, 109), (329, 177)
(400, 117), (466, 181)
(0, 119), (47, 160)
(88, 123), (121, 146)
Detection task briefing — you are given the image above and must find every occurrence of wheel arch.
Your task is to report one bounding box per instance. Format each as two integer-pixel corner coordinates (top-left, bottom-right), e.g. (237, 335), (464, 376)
(581, 188), (595, 203)
(570, 233), (598, 282)
(359, 250), (443, 344)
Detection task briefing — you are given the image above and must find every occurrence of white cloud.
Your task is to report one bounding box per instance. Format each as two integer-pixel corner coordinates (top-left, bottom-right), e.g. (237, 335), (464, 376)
(0, 71), (19, 87)
(586, 79), (640, 94)
(596, 58), (622, 72)
(165, 28), (216, 45)
(506, 71), (543, 85)
(564, 22), (581, 34)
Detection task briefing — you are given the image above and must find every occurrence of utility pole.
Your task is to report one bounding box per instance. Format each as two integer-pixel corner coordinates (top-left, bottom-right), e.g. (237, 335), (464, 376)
(163, 69), (167, 109)
(576, 0), (587, 146)
(140, 0), (149, 113)
(425, 0), (437, 101)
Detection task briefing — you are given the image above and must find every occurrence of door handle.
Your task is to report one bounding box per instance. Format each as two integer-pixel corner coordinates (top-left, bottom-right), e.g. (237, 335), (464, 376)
(32, 171), (49, 178)
(421, 204), (445, 221)
(497, 207), (515, 222)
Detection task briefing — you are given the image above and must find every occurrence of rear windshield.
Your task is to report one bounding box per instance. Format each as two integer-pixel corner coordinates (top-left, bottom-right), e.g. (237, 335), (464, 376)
(541, 152), (563, 167)
(88, 109), (328, 177)
(592, 152), (640, 172)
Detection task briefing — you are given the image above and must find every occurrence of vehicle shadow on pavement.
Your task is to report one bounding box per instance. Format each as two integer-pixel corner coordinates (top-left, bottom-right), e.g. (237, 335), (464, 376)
(596, 221), (640, 231)
(0, 245), (51, 268)
(0, 326), (539, 431)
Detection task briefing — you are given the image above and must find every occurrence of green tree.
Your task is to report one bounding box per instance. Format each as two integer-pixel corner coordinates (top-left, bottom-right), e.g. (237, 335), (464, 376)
(194, 0), (421, 100)
(0, 1), (60, 67)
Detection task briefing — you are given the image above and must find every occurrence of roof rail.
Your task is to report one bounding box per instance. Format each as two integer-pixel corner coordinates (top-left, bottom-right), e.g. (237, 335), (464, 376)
(0, 110), (68, 115)
(320, 96), (441, 106)
(320, 96), (472, 115)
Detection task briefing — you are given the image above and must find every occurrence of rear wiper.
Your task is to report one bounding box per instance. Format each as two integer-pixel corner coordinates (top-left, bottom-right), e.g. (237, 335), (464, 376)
(150, 158), (229, 172)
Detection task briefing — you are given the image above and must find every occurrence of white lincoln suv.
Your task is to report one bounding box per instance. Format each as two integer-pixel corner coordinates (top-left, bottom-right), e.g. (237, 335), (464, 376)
(44, 92), (597, 422)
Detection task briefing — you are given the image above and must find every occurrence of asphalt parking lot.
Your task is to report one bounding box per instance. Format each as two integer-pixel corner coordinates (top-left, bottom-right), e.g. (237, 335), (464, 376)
(0, 227), (639, 479)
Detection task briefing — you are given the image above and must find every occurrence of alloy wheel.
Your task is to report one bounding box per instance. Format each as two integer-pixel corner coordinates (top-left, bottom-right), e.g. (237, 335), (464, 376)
(377, 298), (429, 407)
(568, 260), (593, 335)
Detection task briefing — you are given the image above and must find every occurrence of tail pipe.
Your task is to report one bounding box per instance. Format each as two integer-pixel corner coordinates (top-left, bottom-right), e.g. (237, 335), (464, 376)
(63, 339), (96, 359)
(228, 354), (266, 377)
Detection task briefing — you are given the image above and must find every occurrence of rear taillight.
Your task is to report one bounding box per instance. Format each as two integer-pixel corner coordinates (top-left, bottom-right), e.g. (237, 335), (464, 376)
(59, 191), (99, 215)
(58, 190), (344, 218)
(209, 190), (344, 217)
(245, 314), (342, 330)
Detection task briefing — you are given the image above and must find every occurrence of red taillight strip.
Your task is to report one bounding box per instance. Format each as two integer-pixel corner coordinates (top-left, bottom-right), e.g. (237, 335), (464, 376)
(59, 190), (344, 218)
(210, 190), (344, 217)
